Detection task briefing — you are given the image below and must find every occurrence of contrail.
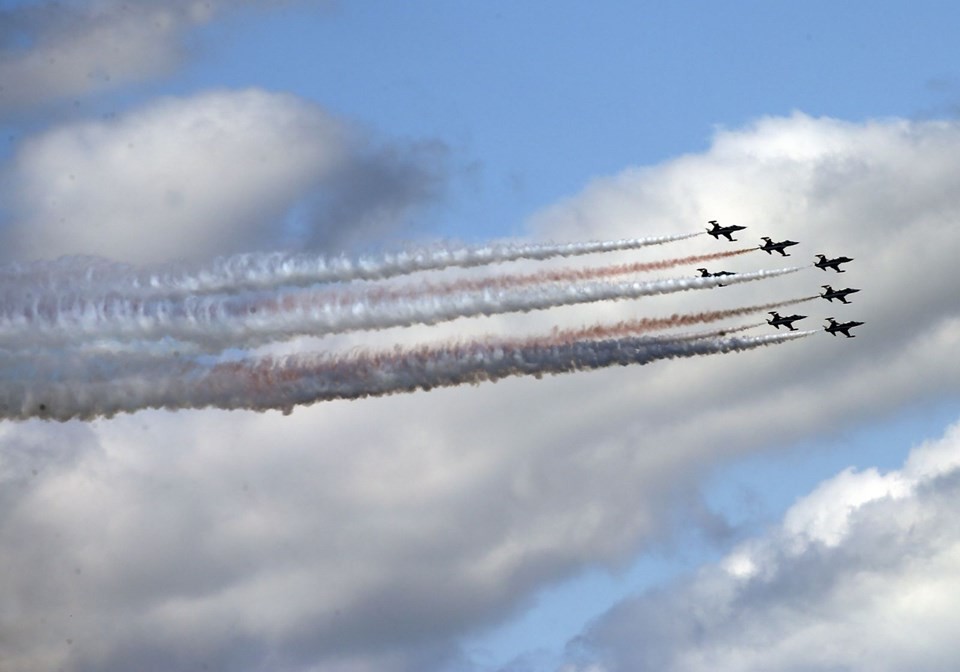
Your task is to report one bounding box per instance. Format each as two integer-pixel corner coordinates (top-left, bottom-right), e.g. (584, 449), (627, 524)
(3, 330), (814, 421)
(0, 267), (804, 349)
(1, 232), (704, 297)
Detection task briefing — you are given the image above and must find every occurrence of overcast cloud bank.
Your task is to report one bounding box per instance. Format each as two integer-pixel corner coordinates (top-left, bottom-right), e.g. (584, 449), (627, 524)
(1, 112), (959, 671)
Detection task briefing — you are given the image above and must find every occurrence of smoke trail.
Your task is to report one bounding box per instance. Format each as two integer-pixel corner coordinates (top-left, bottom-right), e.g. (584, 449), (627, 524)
(3, 330), (813, 421)
(219, 331), (816, 410)
(546, 295), (820, 343)
(0, 248), (755, 349)
(1, 232), (704, 297)
(341, 247), (757, 304)
(0, 296), (815, 373)
(0, 267), (805, 349)
(0, 296), (809, 386)
(0, 247), (756, 329)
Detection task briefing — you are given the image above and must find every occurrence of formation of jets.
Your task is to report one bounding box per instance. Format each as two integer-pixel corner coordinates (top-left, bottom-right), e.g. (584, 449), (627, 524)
(700, 220), (864, 339)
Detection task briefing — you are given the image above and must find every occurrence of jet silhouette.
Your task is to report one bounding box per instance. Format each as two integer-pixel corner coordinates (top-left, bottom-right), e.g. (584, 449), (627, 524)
(815, 254), (854, 273)
(767, 311), (807, 331)
(706, 220), (746, 242)
(824, 317), (864, 338)
(759, 236), (799, 256)
(820, 285), (861, 304)
(697, 267), (736, 278)
(697, 267), (735, 287)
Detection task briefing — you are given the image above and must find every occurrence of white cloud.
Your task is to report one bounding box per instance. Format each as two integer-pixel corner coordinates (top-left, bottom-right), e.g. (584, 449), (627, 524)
(0, 0), (303, 114)
(565, 420), (960, 672)
(3, 113), (960, 671)
(1, 88), (446, 264)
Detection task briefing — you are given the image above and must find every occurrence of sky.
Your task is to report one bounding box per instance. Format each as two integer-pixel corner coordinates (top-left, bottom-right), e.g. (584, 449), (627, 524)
(2, 1), (960, 671)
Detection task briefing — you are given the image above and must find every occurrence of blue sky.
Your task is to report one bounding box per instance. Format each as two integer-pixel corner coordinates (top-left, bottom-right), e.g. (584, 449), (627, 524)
(89, 0), (960, 242)
(231, 4), (954, 231)
(2, 2), (960, 671)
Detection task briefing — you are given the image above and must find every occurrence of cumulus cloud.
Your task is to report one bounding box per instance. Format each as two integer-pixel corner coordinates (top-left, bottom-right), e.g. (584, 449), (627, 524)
(565, 419), (960, 672)
(0, 88), (447, 264)
(3, 114), (960, 671)
(0, 0), (302, 116)
(529, 113), (960, 440)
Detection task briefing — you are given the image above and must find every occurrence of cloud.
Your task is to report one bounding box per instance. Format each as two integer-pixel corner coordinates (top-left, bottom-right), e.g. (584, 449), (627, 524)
(1, 88), (447, 264)
(0, 0), (304, 116)
(298, 138), (450, 252)
(3, 113), (960, 671)
(564, 419), (960, 672)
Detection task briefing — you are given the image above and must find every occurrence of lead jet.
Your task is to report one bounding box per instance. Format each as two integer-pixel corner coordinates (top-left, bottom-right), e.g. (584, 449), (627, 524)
(814, 254), (854, 273)
(767, 311), (807, 331)
(759, 236), (799, 256)
(820, 285), (861, 304)
(697, 267), (736, 286)
(824, 317), (864, 338)
(706, 220), (746, 242)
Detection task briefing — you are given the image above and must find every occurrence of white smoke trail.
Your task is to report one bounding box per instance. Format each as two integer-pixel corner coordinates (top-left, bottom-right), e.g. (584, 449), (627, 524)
(0, 232), (703, 297)
(0, 247), (757, 332)
(2, 330), (814, 421)
(0, 267), (804, 350)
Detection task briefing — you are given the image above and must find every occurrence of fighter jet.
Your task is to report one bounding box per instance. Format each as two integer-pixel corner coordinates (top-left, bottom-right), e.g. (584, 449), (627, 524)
(767, 311), (807, 331)
(759, 236), (799, 256)
(697, 267), (736, 286)
(814, 254), (854, 273)
(706, 220), (747, 242)
(824, 317), (864, 338)
(820, 285), (861, 304)
(697, 268), (736, 278)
